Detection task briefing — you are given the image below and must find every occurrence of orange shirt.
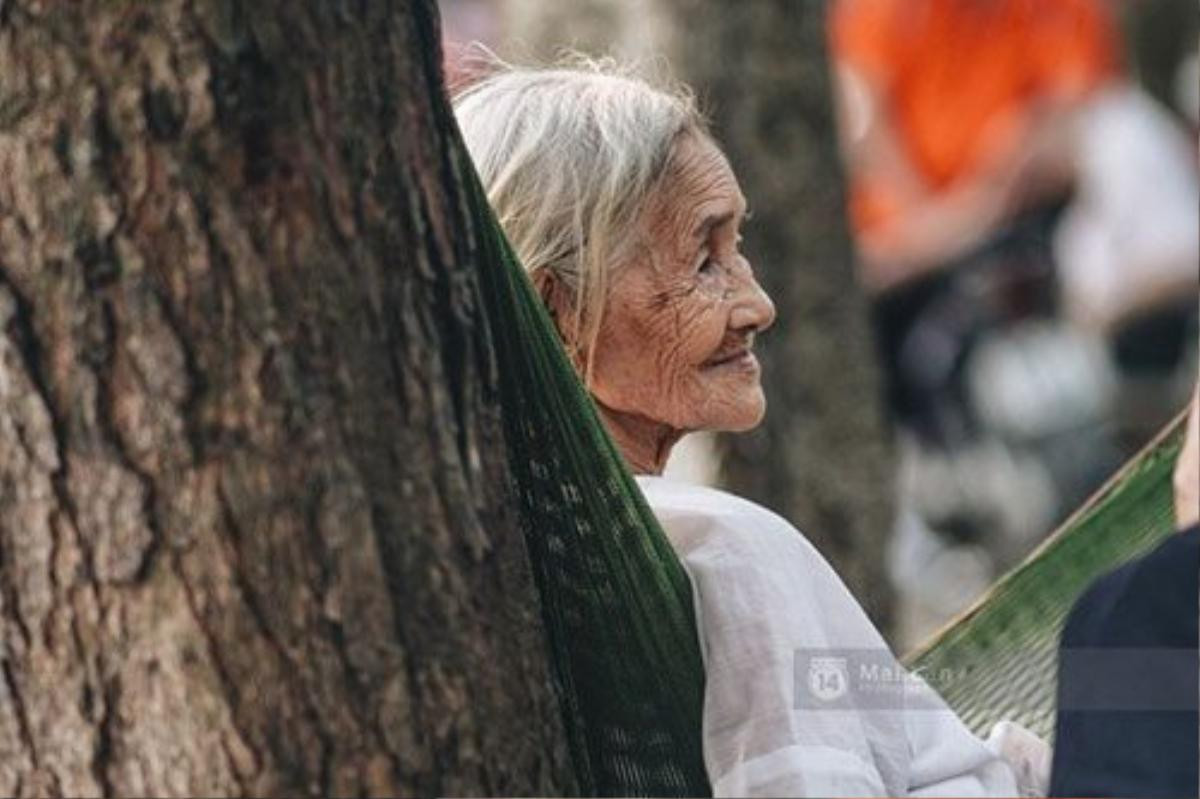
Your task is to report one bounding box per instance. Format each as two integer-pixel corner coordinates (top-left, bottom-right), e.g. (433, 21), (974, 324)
(831, 0), (1119, 235)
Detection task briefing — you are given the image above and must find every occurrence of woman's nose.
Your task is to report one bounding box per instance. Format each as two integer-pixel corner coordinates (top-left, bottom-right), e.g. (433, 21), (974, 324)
(730, 264), (776, 333)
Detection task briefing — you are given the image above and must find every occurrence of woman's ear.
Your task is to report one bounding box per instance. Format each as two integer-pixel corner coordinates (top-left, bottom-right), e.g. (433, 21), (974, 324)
(531, 268), (579, 346)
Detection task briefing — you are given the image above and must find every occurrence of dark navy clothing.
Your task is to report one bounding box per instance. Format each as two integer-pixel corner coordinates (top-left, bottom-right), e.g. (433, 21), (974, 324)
(1050, 526), (1199, 798)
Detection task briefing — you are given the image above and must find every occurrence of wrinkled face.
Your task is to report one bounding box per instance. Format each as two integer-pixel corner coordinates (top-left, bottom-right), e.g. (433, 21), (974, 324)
(587, 134), (776, 432)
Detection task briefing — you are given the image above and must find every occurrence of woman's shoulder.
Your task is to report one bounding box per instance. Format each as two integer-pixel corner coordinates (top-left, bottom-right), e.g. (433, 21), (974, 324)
(634, 475), (819, 560)
(634, 475), (889, 653)
(635, 474), (792, 527)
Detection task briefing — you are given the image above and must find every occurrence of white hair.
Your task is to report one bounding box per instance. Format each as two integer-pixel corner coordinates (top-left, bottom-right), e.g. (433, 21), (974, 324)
(452, 56), (707, 381)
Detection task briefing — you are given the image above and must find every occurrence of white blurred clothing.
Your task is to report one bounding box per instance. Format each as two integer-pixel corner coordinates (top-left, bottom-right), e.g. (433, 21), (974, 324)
(636, 475), (1027, 797)
(1054, 84), (1200, 331)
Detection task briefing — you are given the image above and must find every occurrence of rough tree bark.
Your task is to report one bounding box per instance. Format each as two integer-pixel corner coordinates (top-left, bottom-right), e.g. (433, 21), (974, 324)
(501, 0), (897, 630)
(0, 1), (574, 796)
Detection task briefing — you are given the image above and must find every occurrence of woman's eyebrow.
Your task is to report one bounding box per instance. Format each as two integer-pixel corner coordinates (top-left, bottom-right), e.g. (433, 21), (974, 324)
(691, 210), (737, 241)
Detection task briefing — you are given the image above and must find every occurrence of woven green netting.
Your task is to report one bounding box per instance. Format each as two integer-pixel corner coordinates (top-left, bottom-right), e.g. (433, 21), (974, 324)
(448, 93), (1185, 791)
(905, 418), (1186, 740)
(456, 141), (709, 795)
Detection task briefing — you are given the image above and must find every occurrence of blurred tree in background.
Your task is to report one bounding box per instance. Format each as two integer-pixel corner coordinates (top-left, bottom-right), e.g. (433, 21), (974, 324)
(0, 0), (573, 794)
(1119, 0), (1200, 120)
(502, 0), (897, 631)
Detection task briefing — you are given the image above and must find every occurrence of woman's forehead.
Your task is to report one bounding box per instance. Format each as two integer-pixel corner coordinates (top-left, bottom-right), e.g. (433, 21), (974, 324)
(672, 136), (743, 197)
(655, 137), (747, 230)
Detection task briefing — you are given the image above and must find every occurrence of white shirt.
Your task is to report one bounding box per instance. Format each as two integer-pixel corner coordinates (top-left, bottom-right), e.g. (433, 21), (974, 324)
(636, 475), (1022, 798)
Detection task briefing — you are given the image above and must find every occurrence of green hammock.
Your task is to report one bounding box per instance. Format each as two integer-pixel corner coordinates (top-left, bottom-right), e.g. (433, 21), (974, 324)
(454, 118), (1185, 794)
(458, 139), (710, 795)
(903, 416), (1185, 741)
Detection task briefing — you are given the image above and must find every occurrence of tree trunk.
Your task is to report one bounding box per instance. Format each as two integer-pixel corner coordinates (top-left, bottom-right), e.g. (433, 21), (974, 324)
(0, 1), (575, 796)
(1119, 0), (1199, 119)
(501, 0), (897, 631)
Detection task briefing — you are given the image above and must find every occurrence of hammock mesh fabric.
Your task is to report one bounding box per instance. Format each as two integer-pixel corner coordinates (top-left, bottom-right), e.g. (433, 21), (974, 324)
(458, 145), (710, 795)
(452, 111), (1185, 793)
(903, 419), (1184, 740)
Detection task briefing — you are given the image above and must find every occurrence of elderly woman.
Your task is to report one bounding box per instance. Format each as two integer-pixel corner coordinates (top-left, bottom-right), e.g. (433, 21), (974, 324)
(454, 63), (1028, 797)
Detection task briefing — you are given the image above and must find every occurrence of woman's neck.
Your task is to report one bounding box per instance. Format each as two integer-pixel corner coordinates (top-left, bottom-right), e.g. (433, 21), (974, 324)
(595, 402), (683, 475)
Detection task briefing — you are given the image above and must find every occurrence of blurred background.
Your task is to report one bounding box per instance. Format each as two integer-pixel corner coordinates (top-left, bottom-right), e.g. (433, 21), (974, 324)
(439, 0), (1199, 651)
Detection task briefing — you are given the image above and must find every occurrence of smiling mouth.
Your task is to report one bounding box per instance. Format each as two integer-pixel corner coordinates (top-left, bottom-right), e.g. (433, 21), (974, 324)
(703, 348), (756, 369)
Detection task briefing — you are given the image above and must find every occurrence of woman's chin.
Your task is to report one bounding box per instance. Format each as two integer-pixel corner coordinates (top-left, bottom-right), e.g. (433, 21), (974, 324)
(715, 391), (767, 432)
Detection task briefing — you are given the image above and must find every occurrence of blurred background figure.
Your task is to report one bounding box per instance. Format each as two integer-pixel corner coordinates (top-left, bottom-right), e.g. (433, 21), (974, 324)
(440, 0), (499, 89)
(1049, 384), (1198, 798)
(830, 0), (1199, 644)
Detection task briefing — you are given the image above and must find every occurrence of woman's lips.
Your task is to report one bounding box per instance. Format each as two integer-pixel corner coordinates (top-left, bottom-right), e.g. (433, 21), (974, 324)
(703, 348), (757, 370)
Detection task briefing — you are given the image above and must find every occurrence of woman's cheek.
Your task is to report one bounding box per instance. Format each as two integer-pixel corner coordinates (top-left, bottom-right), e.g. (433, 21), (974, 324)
(680, 296), (729, 360)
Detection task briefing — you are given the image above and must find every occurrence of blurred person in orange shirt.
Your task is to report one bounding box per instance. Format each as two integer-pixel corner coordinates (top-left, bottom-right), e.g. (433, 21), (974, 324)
(830, 0), (1121, 293)
(828, 0), (1129, 453)
(830, 0), (1197, 445)
(830, 0), (1198, 657)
